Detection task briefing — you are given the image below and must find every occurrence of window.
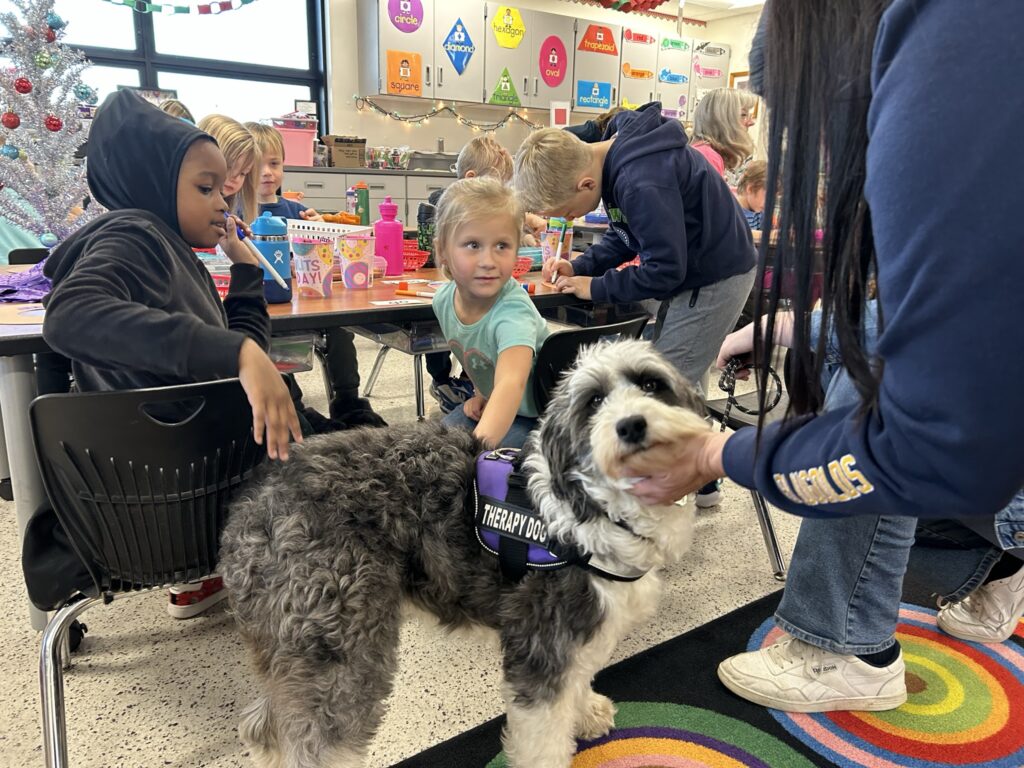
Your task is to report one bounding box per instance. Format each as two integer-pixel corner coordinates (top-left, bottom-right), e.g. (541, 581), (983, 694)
(0, 0), (325, 126)
(158, 72), (310, 124)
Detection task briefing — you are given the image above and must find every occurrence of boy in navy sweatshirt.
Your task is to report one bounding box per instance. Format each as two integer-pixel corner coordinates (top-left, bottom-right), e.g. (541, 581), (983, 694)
(514, 105), (756, 399)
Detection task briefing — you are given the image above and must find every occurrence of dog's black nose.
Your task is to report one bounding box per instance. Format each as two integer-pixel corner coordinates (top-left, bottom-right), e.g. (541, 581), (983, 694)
(615, 415), (647, 444)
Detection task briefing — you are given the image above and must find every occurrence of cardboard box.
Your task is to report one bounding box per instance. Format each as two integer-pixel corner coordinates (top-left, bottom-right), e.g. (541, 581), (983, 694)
(321, 135), (367, 168)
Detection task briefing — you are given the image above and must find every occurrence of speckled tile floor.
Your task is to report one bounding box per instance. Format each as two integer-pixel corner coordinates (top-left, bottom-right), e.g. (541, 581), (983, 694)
(0, 335), (798, 768)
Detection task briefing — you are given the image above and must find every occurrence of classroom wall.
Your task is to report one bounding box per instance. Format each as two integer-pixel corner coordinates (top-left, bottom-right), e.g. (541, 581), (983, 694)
(702, 10), (761, 75)
(325, 0), (706, 154)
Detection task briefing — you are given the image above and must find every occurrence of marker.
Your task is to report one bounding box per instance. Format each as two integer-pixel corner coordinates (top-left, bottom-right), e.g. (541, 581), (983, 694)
(395, 289), (435, 299)
(550, 218), (568, 278)
(224, 213), (290, 291)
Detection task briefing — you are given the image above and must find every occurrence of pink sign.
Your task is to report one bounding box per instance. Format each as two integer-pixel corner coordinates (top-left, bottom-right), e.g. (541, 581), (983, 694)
(539, 35), (567, 88)
(387, 0), (424, 34)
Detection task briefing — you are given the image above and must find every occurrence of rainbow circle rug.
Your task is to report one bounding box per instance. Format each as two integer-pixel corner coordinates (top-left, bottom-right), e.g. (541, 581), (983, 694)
(749, 604), (1024, 768)
(485, 702), (817, 768)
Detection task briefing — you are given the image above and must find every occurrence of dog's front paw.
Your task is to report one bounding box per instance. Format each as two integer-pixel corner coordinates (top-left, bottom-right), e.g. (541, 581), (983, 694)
(576, 692), (617, 739)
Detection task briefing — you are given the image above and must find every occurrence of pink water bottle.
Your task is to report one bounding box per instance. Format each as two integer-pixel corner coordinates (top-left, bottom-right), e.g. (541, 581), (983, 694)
(374, 196), (404, 276)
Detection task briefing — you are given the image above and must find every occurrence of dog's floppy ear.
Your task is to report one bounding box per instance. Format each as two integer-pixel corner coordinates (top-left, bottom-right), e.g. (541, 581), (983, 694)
(531, 403), (606, 525)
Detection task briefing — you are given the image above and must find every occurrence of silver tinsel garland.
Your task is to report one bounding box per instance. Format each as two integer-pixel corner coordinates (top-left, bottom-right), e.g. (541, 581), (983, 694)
(0, 0), (101, 243)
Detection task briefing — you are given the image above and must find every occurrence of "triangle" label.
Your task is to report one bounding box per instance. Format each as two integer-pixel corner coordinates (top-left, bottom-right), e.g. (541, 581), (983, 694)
(489, 67), (521, 106)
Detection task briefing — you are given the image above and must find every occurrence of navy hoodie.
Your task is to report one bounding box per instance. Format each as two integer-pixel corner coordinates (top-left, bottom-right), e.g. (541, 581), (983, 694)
(42, 90), (269, 394)
(571, 103), (755, 304)
(723, 0), (1024, 519)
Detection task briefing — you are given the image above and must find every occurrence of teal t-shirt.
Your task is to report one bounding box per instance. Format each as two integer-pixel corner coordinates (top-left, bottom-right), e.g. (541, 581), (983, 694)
(433, 277), (549, 417)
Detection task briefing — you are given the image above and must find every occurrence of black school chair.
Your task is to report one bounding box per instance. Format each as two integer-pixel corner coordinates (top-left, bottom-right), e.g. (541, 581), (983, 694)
(533, 315), (650, 409)
(7, 247), (49, 265)
(29, 379), (265, 768)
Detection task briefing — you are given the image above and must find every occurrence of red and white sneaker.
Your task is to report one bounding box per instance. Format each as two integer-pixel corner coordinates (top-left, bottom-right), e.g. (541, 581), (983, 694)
(167, 576), (228, 619)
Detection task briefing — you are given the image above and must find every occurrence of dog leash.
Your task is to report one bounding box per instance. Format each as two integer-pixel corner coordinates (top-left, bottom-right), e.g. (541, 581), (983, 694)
(716, 357), (783, 432)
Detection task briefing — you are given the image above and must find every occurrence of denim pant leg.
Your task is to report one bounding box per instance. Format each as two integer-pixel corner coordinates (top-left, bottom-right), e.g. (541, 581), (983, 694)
(910, 521), (1003, 603)
(775, 362), (916, 653)
(652, 268), (756, 398)
(441, 404), (537, 449)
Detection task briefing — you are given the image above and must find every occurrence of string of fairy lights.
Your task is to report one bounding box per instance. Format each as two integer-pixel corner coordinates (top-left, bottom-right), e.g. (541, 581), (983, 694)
(355, 96), (544, 133)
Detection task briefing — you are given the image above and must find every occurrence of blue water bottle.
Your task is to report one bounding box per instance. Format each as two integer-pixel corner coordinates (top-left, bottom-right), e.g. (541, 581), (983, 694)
(250, 212), (292, 303)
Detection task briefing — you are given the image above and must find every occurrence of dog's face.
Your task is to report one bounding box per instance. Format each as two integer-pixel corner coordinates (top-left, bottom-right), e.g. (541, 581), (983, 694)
(535, 339), (706, 483)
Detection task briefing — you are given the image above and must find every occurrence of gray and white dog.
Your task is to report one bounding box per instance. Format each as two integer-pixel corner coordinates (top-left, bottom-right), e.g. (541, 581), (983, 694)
(219, 340), (709, 768)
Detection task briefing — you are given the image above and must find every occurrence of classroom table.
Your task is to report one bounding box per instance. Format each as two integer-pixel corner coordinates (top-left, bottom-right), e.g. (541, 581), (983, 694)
(0, 267), (589, 629)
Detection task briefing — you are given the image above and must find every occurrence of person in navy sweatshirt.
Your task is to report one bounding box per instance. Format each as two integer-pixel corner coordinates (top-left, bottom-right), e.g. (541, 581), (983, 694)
(620, 0), (1024, 713)
(514, 105), (757, 507)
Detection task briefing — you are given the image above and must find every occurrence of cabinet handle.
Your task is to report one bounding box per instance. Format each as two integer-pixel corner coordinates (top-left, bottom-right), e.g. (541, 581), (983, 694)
(425, 65), (431, 86)
(523, 76), (529, 94)
(305, 182), (324, 189)
(438, 67), (443, 87)
(369, 184), (386, 190)
(426, 185), (443, 191)
(612, 86), (617, 105)
(649, 90), (653, 103)
(534, 77), (539, 96)
(656, 90), (662, 102)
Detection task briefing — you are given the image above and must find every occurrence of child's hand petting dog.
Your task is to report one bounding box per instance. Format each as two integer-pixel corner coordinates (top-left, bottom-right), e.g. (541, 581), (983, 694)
(237, 339), (303, 461)
(463, 393), (486, 421)
(621, 430), (730, 506)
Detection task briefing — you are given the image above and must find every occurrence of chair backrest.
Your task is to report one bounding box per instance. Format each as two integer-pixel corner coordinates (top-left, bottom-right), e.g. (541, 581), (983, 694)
(534, 315), (649, 411)
(8, 247), (49, 265)
(30, 379), (265, 596)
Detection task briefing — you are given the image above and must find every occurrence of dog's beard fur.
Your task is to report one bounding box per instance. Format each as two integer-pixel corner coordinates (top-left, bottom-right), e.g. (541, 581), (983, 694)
(220, 338), (705, 768)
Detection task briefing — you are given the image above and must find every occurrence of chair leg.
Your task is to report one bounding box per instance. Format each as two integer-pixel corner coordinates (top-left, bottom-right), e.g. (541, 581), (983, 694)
(313, 335), (334, 404)
(40, 597), (100, 768)
(363, 345), (390, 397)
(750, 490), (787, 582)
(413, 353), (425, 421)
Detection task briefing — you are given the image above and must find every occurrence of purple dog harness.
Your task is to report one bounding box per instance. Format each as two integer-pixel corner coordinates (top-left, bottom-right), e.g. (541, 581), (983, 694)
(471, 448), (644, 582)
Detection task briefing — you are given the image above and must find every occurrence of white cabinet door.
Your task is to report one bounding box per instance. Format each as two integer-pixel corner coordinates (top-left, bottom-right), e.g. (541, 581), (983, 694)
(688, 41), (731, 120)
(655, 35), (693, 120)
(433, 0), (486, 103)
(572, 20), (622, 114)
(618, 25), (659, 108)
(525, 12), (575, 108)
(484, 4), (533, 107)
(377, 0), (435, 99)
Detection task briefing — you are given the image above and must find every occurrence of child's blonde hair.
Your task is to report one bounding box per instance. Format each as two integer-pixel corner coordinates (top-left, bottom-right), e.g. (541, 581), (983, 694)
(737, 159), (767, 193)
(245, 122), (286, 161)
(197, 114), (260, 223)
(513, 128), (591, 214)
(691, 88), (756, 171)
(158, 98), (194, 123)
(434, 177), (525, 279)
(455, 135), (513, 181)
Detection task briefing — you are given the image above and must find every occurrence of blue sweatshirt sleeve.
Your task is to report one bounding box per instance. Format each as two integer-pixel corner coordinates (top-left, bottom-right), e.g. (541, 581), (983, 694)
(723, 0), (1024, 519)
(587, 179), (686, 304)
(572, 227), (634, 277)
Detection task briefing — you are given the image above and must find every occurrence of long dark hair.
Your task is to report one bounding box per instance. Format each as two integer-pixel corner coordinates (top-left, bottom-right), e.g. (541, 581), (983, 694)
(754, 0), (889, 420)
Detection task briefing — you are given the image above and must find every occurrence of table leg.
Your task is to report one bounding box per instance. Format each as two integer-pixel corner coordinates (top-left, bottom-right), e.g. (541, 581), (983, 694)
(0, 354), (49, 629)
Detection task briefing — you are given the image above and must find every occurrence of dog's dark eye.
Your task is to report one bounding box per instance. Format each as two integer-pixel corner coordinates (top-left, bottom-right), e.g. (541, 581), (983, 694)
(588, 393), (604, 409)
(641, 377), (663, 393)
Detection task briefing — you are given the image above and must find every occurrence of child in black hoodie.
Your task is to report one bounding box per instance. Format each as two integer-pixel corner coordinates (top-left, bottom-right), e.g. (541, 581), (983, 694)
(36, 90), (301, 618)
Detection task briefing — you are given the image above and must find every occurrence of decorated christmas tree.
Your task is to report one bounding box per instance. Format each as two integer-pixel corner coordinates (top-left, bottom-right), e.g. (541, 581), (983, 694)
(0, 0), (100, 246)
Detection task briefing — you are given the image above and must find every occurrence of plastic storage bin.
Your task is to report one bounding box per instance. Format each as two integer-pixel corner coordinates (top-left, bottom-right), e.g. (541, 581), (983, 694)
(276, 126), (316, 167)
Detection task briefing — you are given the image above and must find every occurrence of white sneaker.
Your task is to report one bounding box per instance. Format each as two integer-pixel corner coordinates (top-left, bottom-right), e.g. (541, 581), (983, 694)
(696, 479), (722, 509)
(717, 636), (907, 712)
(937, 565), (1024, 644)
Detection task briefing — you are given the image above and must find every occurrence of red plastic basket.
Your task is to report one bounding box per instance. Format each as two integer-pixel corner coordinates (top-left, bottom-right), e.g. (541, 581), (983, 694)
(512, 256), (533, 278)
(211, 273), (231, 299)
(402, 248), (430, 271)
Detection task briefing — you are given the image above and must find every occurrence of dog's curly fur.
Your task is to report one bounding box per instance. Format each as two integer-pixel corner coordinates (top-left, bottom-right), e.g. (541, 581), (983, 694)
(220, 340), (708, 768)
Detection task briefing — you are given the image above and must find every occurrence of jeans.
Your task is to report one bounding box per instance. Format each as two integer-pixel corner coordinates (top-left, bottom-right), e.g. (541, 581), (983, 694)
(441, 403), (537, 449)
(649, 268), (756, 398)
(775, 318), (1006, 652)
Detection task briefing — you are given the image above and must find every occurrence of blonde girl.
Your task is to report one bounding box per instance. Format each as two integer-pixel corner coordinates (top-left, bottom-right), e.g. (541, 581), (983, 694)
(431, 177), (549, 448)
(690, 88), (756, 177)
(197, 114), (260, 223)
